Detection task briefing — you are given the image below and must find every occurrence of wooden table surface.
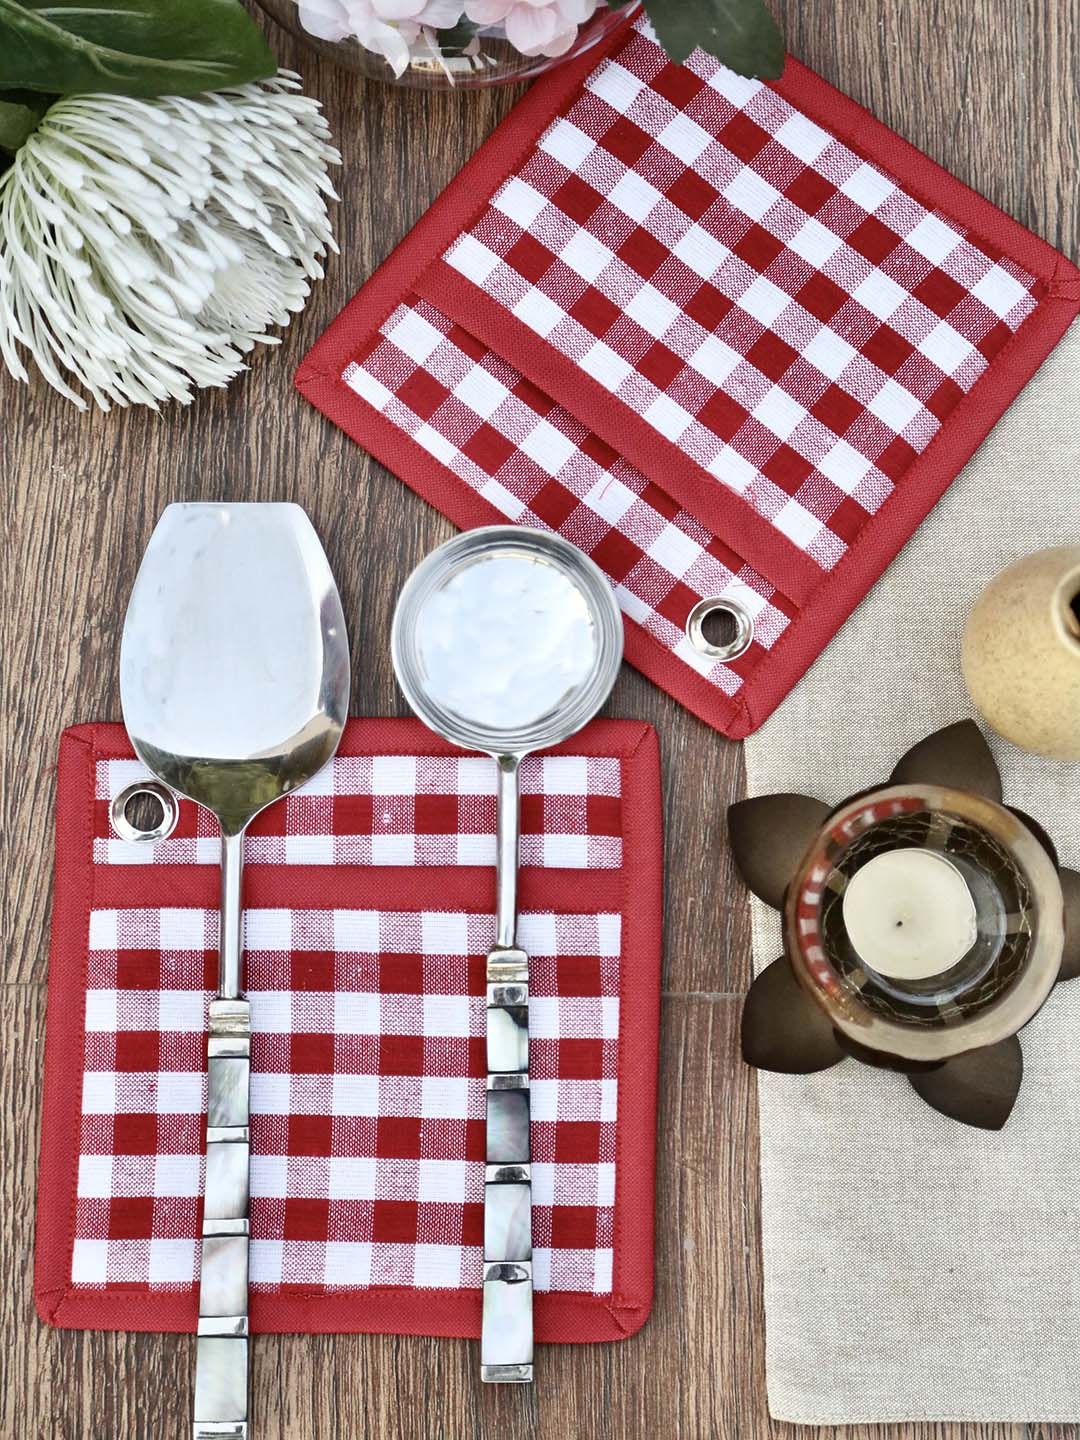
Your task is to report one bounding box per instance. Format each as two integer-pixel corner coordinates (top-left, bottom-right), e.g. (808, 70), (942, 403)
(4, 1), (1077, 1435)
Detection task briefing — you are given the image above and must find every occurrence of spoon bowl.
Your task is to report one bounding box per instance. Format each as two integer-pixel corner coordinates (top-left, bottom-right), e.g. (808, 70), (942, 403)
(121, 502), (350, 835)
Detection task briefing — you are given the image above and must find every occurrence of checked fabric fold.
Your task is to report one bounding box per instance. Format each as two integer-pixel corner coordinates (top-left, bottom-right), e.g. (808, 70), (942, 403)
(36, 720), (663, 1341)
(92, 752), (625, 870)
(298, 12), (1080, 737)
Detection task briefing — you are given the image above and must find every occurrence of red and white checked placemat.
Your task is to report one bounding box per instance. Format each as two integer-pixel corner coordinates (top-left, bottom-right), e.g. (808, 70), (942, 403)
(297, 12), (1080, 738)
(36, 719), (662, 1341)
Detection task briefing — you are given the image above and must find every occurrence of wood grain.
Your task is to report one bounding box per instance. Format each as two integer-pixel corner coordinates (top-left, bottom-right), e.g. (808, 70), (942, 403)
(3, 0), (1078, 1434)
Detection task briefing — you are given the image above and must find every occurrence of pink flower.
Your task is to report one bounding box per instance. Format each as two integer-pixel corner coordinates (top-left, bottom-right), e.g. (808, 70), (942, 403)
(298, 0), (466, 75)
(297, 0), (599, 69)
(464, 0), (599, 57)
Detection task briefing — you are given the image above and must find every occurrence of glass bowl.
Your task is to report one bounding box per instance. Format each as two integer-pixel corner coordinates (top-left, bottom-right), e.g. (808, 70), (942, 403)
(783, 784), (1065, 1065)
(257, 0), (639, 89)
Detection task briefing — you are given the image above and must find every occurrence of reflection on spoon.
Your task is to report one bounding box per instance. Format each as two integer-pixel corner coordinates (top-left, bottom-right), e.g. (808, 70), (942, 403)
(416, 552), (599, 732)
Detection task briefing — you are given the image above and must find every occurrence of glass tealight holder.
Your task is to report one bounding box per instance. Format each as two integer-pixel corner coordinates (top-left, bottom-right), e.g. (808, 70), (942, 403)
(784, 784), (1065, 1067)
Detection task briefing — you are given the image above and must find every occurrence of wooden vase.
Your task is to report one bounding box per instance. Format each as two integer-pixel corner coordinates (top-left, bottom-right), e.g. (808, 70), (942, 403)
(962, 545), (1080, 760)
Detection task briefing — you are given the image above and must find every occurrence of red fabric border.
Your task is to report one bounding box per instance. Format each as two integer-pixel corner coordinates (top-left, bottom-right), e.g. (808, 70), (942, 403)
(35, 718), (664, 1342)
(295, 26), (1080, 738)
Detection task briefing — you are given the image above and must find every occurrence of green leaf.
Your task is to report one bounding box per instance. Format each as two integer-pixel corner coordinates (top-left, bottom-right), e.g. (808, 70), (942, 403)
(643, 0), (785, 78)
(428, 17), (481, 52)
(0, 0), (277, 98)
(0, 88), (47, 148)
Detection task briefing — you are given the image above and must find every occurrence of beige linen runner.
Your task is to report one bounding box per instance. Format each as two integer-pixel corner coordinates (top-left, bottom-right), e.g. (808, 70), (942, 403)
(745, 322), (1080, 1424)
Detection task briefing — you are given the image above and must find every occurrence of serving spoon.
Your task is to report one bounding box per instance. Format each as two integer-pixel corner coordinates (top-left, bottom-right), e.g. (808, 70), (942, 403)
(391, 525), (623, 1382)
(120, 502), (350, 1439)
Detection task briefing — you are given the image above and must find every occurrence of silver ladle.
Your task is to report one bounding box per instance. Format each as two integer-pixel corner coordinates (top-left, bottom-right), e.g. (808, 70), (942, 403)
(391, 526), (623, 1383)
(120, 503), (350, 1439)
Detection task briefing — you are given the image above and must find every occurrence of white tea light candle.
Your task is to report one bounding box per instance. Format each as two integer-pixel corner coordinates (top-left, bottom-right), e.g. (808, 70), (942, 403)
(842, 848), (978, 981)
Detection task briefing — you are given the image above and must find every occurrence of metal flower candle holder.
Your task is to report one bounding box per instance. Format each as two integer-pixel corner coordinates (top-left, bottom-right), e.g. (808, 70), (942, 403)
(730, 721), (1080, 1129)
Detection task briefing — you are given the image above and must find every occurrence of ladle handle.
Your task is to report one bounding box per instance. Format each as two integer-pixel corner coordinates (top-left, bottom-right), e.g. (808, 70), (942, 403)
(494, 756), (520, 951)
(193, 831), (251, 1438)
(482, 757), (533, 1382)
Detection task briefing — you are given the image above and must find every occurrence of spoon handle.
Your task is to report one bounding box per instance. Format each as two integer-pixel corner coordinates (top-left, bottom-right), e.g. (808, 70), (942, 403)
(194, 831), (251, 1437)
(482, 757), (533, 1382)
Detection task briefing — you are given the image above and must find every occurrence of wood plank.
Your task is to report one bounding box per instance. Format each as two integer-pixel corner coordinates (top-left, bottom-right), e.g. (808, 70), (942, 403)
(4, 0), (1078, 1433)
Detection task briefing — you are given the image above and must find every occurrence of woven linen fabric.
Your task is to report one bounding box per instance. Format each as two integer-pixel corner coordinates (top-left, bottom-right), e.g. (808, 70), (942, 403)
(746, 320), (1080, 1424)
(298, 12), (1080, 740)
(37, 719), (663, 1341)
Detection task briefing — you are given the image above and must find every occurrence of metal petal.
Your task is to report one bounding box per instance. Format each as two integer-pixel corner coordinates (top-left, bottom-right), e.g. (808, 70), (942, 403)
(889, 719), (1002, 802)
(1060, 869), (1080, 982)
(1007, 806), (1059, 870)
(741, 956), (847, 1073)
(908, 1035), (1023, 1130)
(728, 793), (830, 910)
(833, 1031), (943, 1074)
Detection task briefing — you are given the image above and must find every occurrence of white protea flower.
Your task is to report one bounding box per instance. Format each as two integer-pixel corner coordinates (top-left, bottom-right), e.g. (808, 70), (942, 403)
(0, 71), (340, 411)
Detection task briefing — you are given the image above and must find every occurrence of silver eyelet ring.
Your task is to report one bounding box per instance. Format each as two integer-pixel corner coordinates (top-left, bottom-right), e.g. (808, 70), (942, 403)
(110, 780), (180, 844)
(686, 596), (754, 662)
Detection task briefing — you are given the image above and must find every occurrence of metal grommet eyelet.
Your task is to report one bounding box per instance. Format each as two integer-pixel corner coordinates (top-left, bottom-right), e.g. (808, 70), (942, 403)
(686, 596), (754, 662)
(110, 780), (180, 844)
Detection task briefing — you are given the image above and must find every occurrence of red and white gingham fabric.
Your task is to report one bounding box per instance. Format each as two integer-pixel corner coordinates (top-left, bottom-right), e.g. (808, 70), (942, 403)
(96, 752), (623, 868)
(75, 906), (618, 1295)
(441, 17), (1039, 571)
(297, 10), (1080, 739)
(344, 295), (794, 700)
(37, 720), (663, 1340)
